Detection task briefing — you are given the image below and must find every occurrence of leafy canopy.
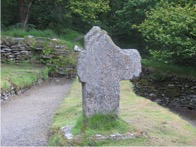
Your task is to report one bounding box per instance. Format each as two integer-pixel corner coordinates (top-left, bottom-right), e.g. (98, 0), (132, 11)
(138, 2), (196, 64)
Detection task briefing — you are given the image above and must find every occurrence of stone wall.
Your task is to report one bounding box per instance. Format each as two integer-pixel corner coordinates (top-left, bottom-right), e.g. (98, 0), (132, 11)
(1, 36), (77, 101)
(0, 36), (77, 78)
(1, 37), (32, 62)
(133, 67), (196, 110)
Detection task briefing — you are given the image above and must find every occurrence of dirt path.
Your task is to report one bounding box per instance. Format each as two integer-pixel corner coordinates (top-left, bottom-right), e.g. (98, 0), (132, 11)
(1, 78), (73, 146)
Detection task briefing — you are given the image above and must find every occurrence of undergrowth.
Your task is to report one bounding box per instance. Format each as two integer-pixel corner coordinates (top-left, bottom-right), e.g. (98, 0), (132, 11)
(1, 29), (57, 38)
(142, 59), (196, 78)
(1, 28), (83, 46)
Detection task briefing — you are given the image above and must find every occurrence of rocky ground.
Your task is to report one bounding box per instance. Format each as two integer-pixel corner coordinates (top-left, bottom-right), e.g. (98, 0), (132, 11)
(1, 78), (72, 146)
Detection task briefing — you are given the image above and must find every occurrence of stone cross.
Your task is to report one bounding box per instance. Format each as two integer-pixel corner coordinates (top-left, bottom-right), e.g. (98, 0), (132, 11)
(77, 26), (141, 117)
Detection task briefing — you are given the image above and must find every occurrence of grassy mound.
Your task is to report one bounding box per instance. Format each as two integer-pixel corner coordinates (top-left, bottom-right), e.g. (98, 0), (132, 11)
(49, 80), (196, 146)
(1, 63), (49, 93)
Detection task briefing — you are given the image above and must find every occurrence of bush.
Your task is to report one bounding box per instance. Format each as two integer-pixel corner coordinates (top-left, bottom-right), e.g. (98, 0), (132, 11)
(138, 2), (196, 65)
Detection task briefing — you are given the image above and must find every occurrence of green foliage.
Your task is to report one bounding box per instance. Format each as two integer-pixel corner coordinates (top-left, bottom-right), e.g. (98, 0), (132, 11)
(60, 28), (84, 42)
(2, 28), (82, 77)
(2, 0), (109, 33)
(138, 2), (196, 65)
(142, 59), (196, 78)
(113, 0), (158, 34)
(30, 0), (68, 31)
(149, 50), (174, 64)
(72, 114), (130, 136)
(67, 0), (110, 21)
(1, 0), (19, 27)
(2, 0), (196, 67)
(98, 0), (159, 53)
(40, 39), (78, 76)
(64, 0), (110, 32)
(2, 29), (57, 37)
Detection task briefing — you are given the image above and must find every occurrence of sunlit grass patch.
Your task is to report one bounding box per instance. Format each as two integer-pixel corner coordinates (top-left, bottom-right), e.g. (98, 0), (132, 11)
(0, 63), (49, 92)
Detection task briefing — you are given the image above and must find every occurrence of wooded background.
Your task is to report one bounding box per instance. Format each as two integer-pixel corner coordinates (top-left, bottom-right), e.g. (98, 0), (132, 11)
(1, 0), (196, 66)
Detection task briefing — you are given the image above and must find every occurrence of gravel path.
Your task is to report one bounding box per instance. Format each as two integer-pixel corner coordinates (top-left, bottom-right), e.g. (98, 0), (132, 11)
(1, 78), (73, 146)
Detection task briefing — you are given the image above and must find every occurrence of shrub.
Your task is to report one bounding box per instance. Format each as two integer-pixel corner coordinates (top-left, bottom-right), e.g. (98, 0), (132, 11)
(138, 2), (196, 65)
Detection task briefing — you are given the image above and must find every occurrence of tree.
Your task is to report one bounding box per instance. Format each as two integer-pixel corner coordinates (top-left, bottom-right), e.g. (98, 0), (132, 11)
(1, 0), (19, 27)
(99, 0), (158, 53)
(138, 2), (196, 65)
(18, 0), (34, 28)
(29, 0), (109, 32)
(29, 0), (68, 31)
(65, 0), (110, 32)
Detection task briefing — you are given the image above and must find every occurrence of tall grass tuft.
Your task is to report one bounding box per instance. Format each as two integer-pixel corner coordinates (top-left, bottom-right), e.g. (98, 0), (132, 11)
(142, 59), (196, 78)
(2, 29), (57, 37)
(72, 114), (130, 135)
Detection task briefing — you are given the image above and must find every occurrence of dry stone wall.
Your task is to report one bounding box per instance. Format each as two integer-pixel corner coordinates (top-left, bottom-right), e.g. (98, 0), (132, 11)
(1, 37), (32, 62)
(1, 36), (77, 78)
(1, 36), (77, 101)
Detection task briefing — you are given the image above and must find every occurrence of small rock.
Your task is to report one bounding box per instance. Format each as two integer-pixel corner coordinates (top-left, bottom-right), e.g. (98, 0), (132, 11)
(74, 45), (83, 52)
(191, 86), (196, 90)
(0, 45), (7, 48)
(96, 134), (102, 137)
(0, 50), (6, 53)
(149, 93), (156, 97)
(27, 35), (34, 38)
(21, 51), (30, 55)
(35, 47), (43, 50)
(61, 125), (73, 140)
(51, 38), (58, 41)
(8, 55), (15, 58)
(4, 48), (12, 52)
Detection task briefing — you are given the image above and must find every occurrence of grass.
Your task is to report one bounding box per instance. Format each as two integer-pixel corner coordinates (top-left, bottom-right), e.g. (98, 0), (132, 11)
(60, 28), (84, 42)
(1, 29), (57, 38)
(48, 79), (196, 146)
(1, 28), (83, 43)
(142, 59), (196, 78)
(1, 28), (84, 50)
(72, 114), (131, 136)
(0, 63), (49, 92)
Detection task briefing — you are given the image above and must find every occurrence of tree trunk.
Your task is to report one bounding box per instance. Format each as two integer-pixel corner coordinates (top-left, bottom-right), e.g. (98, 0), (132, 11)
(23, 0), (33, 28)
(19, 0), (33, 28)
(19, 0), (25, 24)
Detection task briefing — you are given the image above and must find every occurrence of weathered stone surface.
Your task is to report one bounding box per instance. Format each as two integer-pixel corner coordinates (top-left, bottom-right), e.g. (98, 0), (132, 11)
(77, 26), (141, 117)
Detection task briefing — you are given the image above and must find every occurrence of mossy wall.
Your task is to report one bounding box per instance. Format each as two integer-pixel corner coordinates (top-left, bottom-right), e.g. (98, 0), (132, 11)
(1, 36), (77, 78)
